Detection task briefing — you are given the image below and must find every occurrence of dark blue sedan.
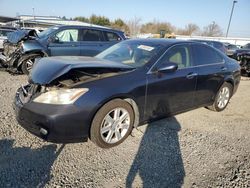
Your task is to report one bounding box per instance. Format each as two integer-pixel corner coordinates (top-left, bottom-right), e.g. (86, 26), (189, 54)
(14, 39), (241, 148)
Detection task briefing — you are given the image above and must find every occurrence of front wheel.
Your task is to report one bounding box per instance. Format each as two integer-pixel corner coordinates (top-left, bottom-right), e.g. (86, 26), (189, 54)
(19, 54), (43, 75)
(207, 82), (233, 112)
(90, 99), (134, 148)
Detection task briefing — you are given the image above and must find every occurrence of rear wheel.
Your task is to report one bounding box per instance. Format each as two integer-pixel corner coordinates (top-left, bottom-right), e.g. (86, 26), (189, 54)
(207, 82), (233, 112)
(20, 54), (43, 75)
(90, 99), (134, 148)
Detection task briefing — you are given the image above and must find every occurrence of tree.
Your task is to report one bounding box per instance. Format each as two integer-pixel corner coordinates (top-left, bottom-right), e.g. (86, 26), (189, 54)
(202, 21), (223, 37)
(126, 16), (142, 37)
(177, 23), (200, 36)
(74, 16), (89, 23)
(89, 14), (111, 26)
(140, 21), (174, 34)
(111, 18), (130, 34)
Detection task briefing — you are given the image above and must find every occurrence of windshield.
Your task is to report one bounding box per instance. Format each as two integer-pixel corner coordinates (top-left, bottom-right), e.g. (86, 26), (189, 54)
(37, 26), (59, 38)
(96, 41), (165, 67)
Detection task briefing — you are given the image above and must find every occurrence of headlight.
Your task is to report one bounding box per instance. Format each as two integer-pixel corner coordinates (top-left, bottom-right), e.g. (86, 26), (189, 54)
(33, 88), (89, 104)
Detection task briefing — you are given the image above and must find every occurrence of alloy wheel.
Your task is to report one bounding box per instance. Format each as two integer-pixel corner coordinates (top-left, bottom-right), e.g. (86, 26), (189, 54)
(100, 107), (130, 144)
(217, 87), (230, 109)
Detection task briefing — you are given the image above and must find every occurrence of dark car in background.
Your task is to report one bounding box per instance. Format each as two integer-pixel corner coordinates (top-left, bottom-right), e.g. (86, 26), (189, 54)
(239, 51), (250, 76)
(191, 39), (227, 54)
(14, 39), (241, 148)
(232, 43), (250, 61)
(1, 25), (126, 74)
(225, 44), (240, 57)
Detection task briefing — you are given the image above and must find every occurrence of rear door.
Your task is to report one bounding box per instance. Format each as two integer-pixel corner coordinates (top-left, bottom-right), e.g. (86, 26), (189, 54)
(192, 44), (226, 106)
(48, 28), (81, 56)
(80, 29), (106, 56)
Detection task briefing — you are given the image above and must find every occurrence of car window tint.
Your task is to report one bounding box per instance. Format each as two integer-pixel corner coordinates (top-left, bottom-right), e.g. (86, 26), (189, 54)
(194, 44), (224, 65)
(83, 29), (103, 41)
(56, 29), (79, 42)
(160, 45), (191, 69)
(105, 32), (121, 41)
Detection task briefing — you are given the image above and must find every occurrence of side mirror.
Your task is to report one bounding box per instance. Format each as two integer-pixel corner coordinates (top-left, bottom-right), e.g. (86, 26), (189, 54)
(48, 36), (59, 43)
(157, 62), (178, 73)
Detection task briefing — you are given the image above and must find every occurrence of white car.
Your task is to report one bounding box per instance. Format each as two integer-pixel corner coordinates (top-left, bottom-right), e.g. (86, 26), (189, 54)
(0, 28), (16, 51)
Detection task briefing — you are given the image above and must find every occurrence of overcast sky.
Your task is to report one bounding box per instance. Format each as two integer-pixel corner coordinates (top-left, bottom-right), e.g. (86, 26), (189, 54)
(0, 0), (249, 37)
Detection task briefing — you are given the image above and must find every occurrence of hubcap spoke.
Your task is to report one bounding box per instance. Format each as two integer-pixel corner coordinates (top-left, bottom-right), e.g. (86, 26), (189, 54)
(115, 129), (122, 140)
(101, 124), (112, 134)
(106, 130), (114, 143)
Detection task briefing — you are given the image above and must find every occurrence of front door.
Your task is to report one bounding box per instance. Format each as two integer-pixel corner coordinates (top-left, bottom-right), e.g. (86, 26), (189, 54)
(48, 28), (81, 56)
(145, 44), (197, 120)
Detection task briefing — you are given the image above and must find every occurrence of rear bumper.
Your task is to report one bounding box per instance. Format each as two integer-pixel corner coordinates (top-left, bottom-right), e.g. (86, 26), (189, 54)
(13, 88), (91, 143)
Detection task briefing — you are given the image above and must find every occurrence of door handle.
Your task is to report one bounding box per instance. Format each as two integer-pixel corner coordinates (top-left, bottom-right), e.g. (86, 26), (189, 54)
(221, 67), (227, 71)
(186, 73), (198, 79)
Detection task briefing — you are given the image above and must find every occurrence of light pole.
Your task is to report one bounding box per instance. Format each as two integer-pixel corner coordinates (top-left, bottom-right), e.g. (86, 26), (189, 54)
(226, 0), (237, 37)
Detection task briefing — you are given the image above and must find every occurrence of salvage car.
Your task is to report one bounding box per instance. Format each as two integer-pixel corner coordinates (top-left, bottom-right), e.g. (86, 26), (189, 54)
(232, 43), (250, 61)
(225, 44), (239, 57)
(239, 52), (250, 76)
(1, 25), (125, 74)
(14, 39), (241, 148)
(0, 26), (16, 52)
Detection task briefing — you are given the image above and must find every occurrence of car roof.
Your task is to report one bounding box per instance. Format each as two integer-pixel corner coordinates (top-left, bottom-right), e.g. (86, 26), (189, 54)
(127, 38), (196, 46)
(191, 39), (223, 44)
(53, 25), (124, 33)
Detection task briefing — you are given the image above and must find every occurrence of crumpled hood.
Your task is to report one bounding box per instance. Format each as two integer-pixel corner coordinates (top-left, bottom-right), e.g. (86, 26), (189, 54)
(30, 56), (133, 84)
(7, 29), (38, 44)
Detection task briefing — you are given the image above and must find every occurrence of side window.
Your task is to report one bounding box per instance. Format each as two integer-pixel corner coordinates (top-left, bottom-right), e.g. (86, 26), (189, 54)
(56, 29), (79, 42)
(159, 45), (192, 69)
(193, 44), (224, 66)
(105, 32), (121, 41)
(82, 29), (103, 41)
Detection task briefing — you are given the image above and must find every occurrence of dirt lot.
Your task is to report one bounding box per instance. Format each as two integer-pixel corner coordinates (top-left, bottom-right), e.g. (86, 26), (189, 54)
(0, 70), (249, 188)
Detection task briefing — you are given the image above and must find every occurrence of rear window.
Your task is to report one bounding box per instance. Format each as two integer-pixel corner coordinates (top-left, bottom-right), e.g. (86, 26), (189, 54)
(82, 29), (103, 41)
(105, 32), (121, 41)
(193, 44), (224, 66)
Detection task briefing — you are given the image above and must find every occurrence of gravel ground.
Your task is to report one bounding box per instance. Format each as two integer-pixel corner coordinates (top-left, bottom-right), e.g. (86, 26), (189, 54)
(0, 70), (249, 188)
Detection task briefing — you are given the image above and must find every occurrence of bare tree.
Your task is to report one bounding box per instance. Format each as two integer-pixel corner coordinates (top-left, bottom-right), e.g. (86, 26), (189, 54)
(126, 16), (142, 37)
(140, 20), (175, 34)
(177, 23), (200, 36)
(202, 21), (223, 37)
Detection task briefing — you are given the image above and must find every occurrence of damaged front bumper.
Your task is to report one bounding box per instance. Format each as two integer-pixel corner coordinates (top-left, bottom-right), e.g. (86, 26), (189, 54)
(13, 87), (91, 143)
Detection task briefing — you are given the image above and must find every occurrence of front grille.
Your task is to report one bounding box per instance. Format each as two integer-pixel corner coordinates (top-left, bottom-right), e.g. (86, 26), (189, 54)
(19, 84), (44, 104)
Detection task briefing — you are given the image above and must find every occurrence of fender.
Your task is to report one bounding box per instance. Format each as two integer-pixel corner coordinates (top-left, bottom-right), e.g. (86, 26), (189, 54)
(22, 40), (47, 54)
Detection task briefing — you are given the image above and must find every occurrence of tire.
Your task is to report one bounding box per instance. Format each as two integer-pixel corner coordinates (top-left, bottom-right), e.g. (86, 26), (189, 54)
(20, 54), (42, 75)
(90, 99), (134, 148)
(207, 82), (233, 112)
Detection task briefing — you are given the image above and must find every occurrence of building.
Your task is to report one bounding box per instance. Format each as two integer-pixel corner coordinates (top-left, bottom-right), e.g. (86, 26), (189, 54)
(16, 15), (106, 30)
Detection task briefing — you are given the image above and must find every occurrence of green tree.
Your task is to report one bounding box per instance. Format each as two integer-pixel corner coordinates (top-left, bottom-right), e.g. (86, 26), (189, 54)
(89, 14), (111, 26)
(74, 16), (89, 23)
(111, 18), (129, 34)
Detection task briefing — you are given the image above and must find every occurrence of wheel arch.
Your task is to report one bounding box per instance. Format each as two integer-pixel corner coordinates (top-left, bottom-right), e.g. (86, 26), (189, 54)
(17, 50), (49, 68)
(89, 95), (141, 136)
